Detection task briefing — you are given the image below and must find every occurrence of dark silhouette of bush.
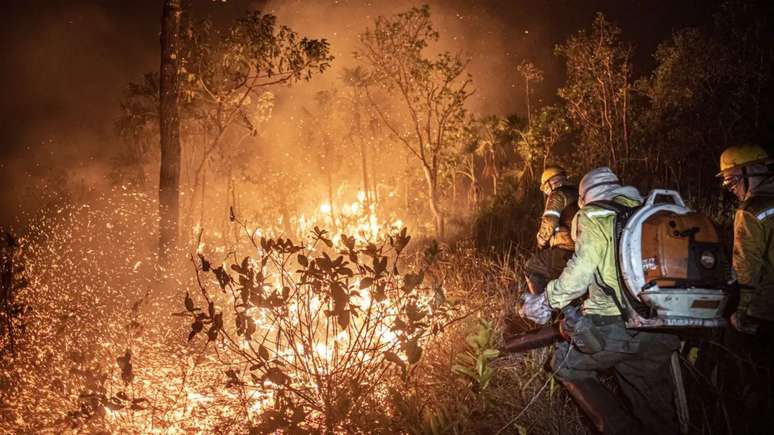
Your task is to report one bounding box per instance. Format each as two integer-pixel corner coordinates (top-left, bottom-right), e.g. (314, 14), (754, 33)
(473, 180), (542, 257)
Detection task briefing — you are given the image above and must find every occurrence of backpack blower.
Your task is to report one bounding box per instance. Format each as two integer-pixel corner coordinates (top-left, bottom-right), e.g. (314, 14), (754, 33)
(503, 189), (731, 354)
(604, 189), (730, 329)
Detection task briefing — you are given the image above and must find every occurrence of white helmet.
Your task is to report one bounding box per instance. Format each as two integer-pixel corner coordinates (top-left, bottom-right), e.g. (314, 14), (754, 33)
(578, 167), (621, 207)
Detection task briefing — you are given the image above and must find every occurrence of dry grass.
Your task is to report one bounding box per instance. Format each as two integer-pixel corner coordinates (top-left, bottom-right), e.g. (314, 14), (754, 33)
(395, 241), (591, 435)
(0, 191), (591, 434)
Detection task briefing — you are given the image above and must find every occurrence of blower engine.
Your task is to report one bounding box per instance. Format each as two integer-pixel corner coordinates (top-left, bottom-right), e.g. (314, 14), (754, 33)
(616, 190), (730, 329)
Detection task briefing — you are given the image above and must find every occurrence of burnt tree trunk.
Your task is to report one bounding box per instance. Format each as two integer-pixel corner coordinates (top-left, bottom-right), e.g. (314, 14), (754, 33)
(158, 0), (183, 260)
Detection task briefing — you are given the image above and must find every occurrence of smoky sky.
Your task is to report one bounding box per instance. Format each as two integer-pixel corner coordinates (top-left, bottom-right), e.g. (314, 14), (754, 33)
(0, 0), (721, 227)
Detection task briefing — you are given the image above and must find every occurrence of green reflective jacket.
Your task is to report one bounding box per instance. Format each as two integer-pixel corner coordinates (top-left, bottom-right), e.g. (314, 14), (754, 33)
(734, 186), (774, 321)
(546, 195), (641, 316)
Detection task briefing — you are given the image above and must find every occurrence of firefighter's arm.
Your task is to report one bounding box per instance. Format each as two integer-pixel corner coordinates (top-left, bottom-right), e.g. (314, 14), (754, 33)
(545, 210), (605, 309)
(732, 209), (765, 312)
(537, 191), (565, 247)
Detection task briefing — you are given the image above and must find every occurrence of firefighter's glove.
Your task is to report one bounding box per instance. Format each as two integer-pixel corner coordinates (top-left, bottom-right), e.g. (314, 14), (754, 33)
(519, 292), (552, 325)
(730, 311), (759, 335)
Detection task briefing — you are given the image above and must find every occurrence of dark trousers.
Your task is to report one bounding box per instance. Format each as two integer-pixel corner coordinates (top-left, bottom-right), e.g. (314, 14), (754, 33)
(717, 321), (774, 434)
(552, 320), (680, 434)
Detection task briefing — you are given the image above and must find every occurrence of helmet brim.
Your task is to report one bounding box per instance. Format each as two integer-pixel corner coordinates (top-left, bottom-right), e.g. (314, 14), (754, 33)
(717, 158), (772, 177)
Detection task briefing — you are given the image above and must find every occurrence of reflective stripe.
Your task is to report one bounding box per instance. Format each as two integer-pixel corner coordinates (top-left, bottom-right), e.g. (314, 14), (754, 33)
(756, 207), (774, 221)
(543, 210), (561, 218)
(586, 210), (616, 218)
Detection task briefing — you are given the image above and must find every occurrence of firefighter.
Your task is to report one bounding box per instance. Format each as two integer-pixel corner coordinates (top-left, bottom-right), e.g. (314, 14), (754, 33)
(521, 167), (680, 434)
(717, 144), (774, 333)
(716, 144), (774, 434)
(523, 166), (578, 295)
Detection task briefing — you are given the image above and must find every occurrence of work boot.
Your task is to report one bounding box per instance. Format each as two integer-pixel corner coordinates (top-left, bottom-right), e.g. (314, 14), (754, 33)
(560, 378), (641, 435)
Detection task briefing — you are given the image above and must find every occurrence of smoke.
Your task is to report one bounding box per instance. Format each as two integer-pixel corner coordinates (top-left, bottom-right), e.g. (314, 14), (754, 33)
(261, 0), (533, 115)
(0, 0), (161, 228)
(244, 0), (543, 226)
(0, 0), (724, 229)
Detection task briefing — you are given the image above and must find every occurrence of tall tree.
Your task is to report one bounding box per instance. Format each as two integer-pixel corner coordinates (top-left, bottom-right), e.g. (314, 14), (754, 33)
(158, 0), (183, 260)
(556, 13), (633, 175)
(638, 0), (774, 198)
(357, 5), (472, 238)
(120, 10), (332, 244)
(183, 12), (332, 230)
(455, 123), (482, 213)
(516, 61), (543, 128)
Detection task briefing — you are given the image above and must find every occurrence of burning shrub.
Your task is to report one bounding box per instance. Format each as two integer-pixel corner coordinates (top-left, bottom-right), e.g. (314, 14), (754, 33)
(182, 222), (461, 432)
(0, 188), (581, 434)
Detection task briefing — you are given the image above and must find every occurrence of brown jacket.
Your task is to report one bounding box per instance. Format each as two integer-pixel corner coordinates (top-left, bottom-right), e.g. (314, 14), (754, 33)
(537, 185), (579, 250)
(734, 180), (774, 321)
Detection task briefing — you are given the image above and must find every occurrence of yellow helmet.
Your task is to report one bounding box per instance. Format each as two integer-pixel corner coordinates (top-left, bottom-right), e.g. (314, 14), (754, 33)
(540, 166), (566, 186)
(717, 145), (770, 176)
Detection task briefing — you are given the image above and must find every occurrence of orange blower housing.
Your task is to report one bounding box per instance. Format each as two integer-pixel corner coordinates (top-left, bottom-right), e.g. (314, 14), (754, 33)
(616, 190), (730, 329)
(641, 212), (728, 290)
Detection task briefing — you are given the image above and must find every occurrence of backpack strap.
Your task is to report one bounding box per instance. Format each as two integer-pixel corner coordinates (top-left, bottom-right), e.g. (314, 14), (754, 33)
(585, 200), (649, 321)
(594, 269), (629, 322)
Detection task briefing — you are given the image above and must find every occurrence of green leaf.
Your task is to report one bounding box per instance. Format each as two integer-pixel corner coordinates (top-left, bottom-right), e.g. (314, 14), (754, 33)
(687, 346), (699, 365)
(452, 364), (477, 379)
(456, 351), (476, 366)
(464, 334), (480, 351)
(482, 348), (500, 360)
